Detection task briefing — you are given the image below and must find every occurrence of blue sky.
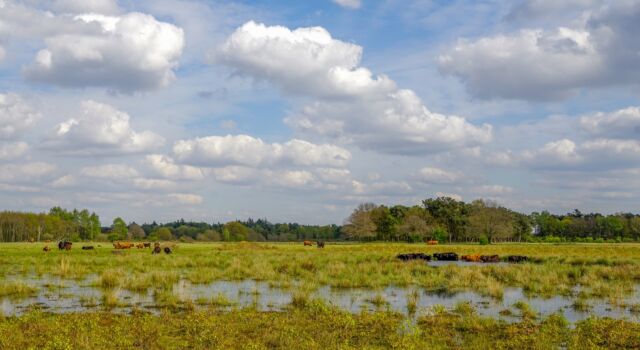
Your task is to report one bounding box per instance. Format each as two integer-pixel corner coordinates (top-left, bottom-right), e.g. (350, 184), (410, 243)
(1, 0), (639, 224)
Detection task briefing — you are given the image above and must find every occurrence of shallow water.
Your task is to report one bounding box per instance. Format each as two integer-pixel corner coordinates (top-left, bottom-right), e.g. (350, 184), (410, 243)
(1, 275), (639, 323)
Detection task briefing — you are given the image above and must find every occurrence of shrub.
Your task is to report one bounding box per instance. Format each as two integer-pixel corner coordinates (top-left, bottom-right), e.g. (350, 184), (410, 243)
(479, 235), (489, 245)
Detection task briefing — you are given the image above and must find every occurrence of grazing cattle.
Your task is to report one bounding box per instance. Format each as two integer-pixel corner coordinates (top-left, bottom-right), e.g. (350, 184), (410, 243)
(113, 241), (134, 249)
(433, 252), (458, 261)
(480, 255), (500, 263)
(397, 253), (431, 262)
(303, 240), (314, 246)
(152, 242), (162, 255)
(426, 240), (439, 245)
(164, 247), (172, 254)
(143, 242), (151, 248)
(136, 243), (144, 249)
(58, 241), (72, 251)
(43, 246), (51, 252)
(507, 255), (528, 263)
(316, 241), (325, 248)
(82, 246), (95, 250)
(462, 254), (481, 262)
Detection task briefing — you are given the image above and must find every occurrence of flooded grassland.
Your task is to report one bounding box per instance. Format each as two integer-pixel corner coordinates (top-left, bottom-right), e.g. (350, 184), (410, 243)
(0, 242), (639, 348)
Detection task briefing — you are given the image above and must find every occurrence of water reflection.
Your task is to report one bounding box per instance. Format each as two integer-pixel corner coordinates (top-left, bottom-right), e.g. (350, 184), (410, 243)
(1, 275), (639, 324)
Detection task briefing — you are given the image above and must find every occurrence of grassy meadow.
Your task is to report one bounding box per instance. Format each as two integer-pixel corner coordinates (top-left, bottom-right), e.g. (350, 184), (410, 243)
(0, 242), (639, 348)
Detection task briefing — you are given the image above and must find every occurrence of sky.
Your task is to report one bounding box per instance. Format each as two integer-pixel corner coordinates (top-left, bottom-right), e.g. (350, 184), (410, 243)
(1, 0), (639, 225)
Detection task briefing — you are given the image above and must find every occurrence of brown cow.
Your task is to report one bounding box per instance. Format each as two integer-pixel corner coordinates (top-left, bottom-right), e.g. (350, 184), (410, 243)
(461, 254), (481, 262)
(136, 243), (144, 249)
(143, 242), (151, 248)
(426, 240), (439, 245)
(152, 242), (162, 255)
(113, 241), (134, 249)
(303, 240), (314, 246)
(43, 246), (51, 252)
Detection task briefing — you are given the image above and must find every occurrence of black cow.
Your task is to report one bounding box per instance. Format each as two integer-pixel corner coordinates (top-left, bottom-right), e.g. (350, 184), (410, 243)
(164, 247), (172, 254)
(397, 253), (431, 262)
(507, 255), (528, 263)
(152, 243), (162, 255)
(316, 241), (325, 248)
(480, 255), (500, 263)
(57, 241), (72, 251)
(433, 252), (458, 261)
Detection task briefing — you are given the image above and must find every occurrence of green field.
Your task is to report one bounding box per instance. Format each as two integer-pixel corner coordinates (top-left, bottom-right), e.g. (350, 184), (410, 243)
(0, 242), (639, 349)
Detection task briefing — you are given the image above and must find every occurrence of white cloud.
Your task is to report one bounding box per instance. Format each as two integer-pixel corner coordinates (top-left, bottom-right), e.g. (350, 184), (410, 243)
(418, 166), (459, 184)
(0, 162), (56, 182)
(216, 21), (491, 154)
(173, 135), (351, 168)
(0, 93), (40, 140)
(50, 175), (76, 188)
(0, 141), (28, 161)
(440, 1), (640, 100)
(80, 164), (140, 179)
(333, 0), (361, 9)
(522, 138), (640, 170)
(214, 21), (389, 99)
(580, 106), (640, 139)
(47, 100), (164, 155)
(146, 154), (205, 181)
(24, 12), (184, 92)
(168, 193), (203, 205)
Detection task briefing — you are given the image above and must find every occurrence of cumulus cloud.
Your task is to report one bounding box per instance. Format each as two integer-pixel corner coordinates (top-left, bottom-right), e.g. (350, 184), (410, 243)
(214, 21), (391, 99)
(23, 12), (184, 92)
(439, 1), (640, 100)
(216, 21), (491, 154)
(0, 93), (40, 140)
(145, 154), (205, 181)
(522, 138), (640, 170)
(0, 162), (56, 182)
(173, 135), (351, 168)
(46, 100), (164, 155)
(333, 0), (361, 9)
(580, 106), (640, 139)
(80, 164), (140, 179)
(417, 166), (460, 184)
(80, 163), (177, 190)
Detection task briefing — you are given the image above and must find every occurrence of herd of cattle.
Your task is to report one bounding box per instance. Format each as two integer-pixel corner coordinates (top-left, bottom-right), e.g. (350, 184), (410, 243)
(42, 241), (173, 254)
(303, 240), (325, 248)
(397, 252), (529, 263)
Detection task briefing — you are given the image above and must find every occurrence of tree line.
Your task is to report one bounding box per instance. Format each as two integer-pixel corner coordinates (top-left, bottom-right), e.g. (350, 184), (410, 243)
(342, 197), (640, 243)
(1, 198), (639, 243)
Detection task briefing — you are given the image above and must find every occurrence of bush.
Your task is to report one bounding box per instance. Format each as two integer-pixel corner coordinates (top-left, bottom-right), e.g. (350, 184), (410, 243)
(479, 235), (489, 245)
(433, 227), (447, 243)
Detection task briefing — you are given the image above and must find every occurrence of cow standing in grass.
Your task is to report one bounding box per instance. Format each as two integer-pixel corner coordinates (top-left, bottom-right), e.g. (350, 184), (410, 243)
(303, 240), (314, 246)
(316, 241), (325, 248)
